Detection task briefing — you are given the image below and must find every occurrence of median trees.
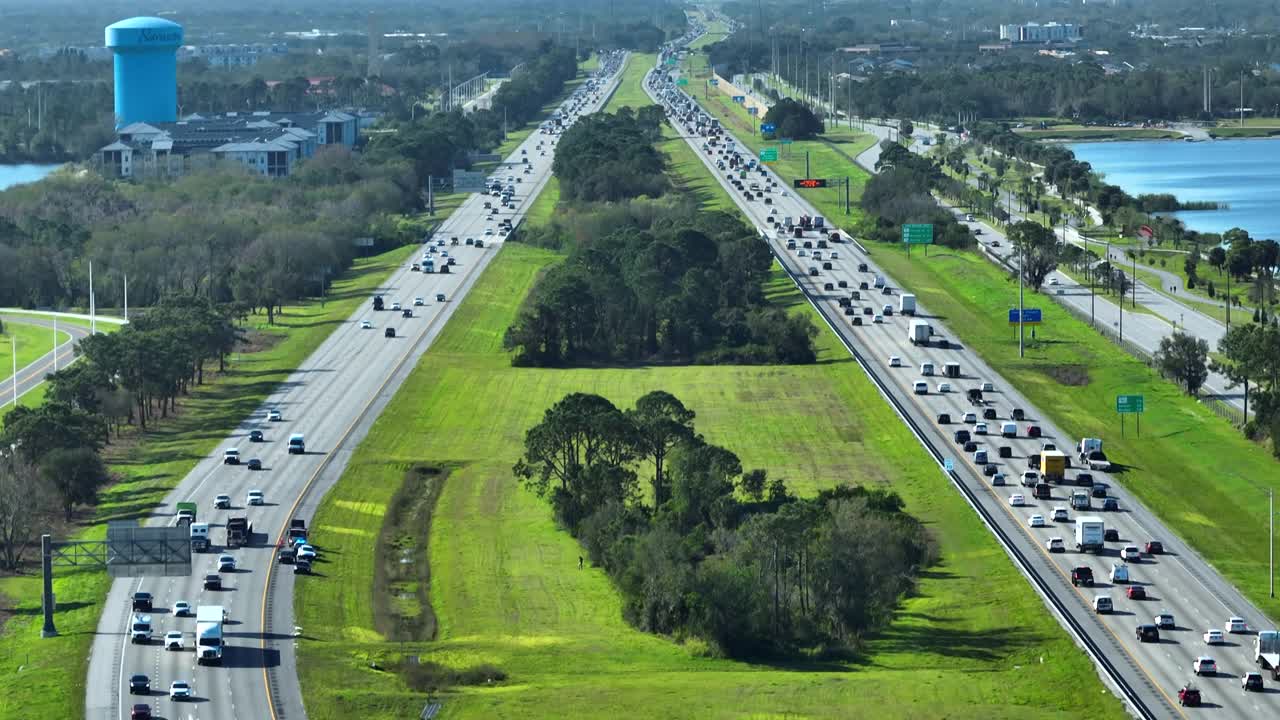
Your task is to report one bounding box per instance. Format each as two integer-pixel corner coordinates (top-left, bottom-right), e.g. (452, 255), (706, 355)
(762, 98), (823, 140)
(1155, 331), (1210, 396)
(1007, 220), (1059, 292)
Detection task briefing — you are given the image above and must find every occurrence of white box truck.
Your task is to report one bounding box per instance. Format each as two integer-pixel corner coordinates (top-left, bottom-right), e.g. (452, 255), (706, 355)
(1075, 517), (1105, 553)
(1256, 630), (1280, 680)
(909, 320), (932, 346)
(196, 605), (224, 665)
(900, 294), (917, 315)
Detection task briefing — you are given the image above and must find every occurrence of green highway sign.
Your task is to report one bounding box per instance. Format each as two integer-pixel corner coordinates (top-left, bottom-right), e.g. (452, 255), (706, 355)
(665, 58), (677, 66)
(901, 223), (934, 245)
(677, 78), (689, 86)
(759, 147), (778, 162)
(780, 137), (793, 145)
(1116, 394), (1145, 414)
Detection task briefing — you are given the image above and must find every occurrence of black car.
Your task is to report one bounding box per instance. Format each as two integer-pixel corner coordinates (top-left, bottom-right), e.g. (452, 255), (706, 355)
(937, 413), (951, 425)
(247, 458), (262, 471)
(962, 441), (979, 453)
(843, 307), (855, 316)
(279, 546), (297, 564)
(1092, 483), (1109, 498)
(859, 281), (869, 290)
(204, 574), (222, 591)
(998, 446), (1013, 459)
(1071, 566), (1094, 587)
(983, 464), (998, 477)
(402, 308), (412, 318)
(837, 280), (848, 288)
(131, 592), (153, 611)
(249, 430), (264, 442)
(294, 559), (313, 575)
(862, 307), (873, 315)
(1075, 472), (1094, 487)
(857, 263), (868, 272)
(983, 408), (998, 420)
(1012, 408), (1026, 421)
(824, 282), (834, 291)
(1136, 624), (1160, 643)
(131, 703), (153, 720)
(953, 429), (970, 443)
(384, 327), (396, 338)
(1103, 528), (1120, 542)
(129, 674), (150, 694)
(851, 317), (863, 326)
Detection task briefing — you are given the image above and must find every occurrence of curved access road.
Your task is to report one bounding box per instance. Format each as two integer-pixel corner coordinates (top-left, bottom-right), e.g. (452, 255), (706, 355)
(0, 314), (93, 409)
(654, 60), (1277, 719)
(83, 53), (627, 720)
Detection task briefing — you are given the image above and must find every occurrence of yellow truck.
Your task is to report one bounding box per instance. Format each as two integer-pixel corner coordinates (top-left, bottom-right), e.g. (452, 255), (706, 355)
(1040, 450), (1067, 483)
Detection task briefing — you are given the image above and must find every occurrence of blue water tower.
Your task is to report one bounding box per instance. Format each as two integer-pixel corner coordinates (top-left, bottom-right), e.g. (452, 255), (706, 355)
(105, 17), (184, 128)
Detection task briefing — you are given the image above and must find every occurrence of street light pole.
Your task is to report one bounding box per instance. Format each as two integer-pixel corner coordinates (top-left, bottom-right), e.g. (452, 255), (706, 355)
(1018, 242), (1025, 358)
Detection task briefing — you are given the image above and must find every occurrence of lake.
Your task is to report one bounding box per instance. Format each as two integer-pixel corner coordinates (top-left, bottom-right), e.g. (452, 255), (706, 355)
(0, 163), (62, 191)
(1069, 138), (1280, 240)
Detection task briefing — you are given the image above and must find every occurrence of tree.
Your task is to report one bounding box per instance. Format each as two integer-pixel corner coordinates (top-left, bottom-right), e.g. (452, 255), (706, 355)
(1, 401), (105, 462)
(1007, 220), (1059, 291)
(1213, 324), (1266, 419)
(739, 468), (768, 501)
(1209, 246), (1227, 274)
(1155, 331), (1210, 395)
(39, 447), (110, 521)
(627, 391), (696, 507)
(0, 452), (45, 570)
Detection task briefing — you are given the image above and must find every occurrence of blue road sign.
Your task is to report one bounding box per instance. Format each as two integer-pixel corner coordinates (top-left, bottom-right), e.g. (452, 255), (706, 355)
(944, 458), (954, 471)
(761, 122), (776, 133)
(1008, 308), (1043, 325)
(709, 78), (719, 86)
(748, 106), (759, 116)
(732, 95), (745, 103)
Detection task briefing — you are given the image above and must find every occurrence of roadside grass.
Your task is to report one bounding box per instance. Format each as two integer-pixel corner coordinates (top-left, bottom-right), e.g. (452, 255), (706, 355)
(603, 53), (656, 112)
(294, 240), (1125, 720)
(871, 241), (1280, 621)
(689, 20), (727, 50)
(1013, 128), (1181, 141)
(0, 320), (69, 385)
(0, 242), (419, 718)
(1208, 127), (1280, 138)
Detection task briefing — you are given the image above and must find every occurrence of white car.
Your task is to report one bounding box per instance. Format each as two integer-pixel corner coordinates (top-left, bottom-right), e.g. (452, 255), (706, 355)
(889, 356), (902, 367)
(1226, 616), (1249, 633)
(873, 315), (883, 324)
(1155, 612), (1175, 629)
(1204, 629), (1225, 644)
(170, 680), (192, 700)
(173, 601), (192, 617)
(267, 409), (282, 422)
(213, 494), (231, 509)
(1051, 507), (1069, 522)
(1193, 656), (1217, 676)
(1049, 277), (1060, 286)
(485, 228), (495, 236)
(217, 554), (236, 572)
(297, 544), (318, 561)
(974, 423), (988, 435)
(413, 297), (425, 306)
(247, 490), (264, 506)
(981, 381), (995, 392)
(1046, 537), (1065, 552)
(1122, 546), (1141, 562)
(912, 381), (928, 395)
(165, 631), (184, 651)
(962, 412), (978, 424)
(360, 320), (372, 329)
(1021, 471), (1039, 487)
(391, 302), (402, 311)
(798, 249), (808, 257)
(1028, 514), (1046, 528)
(936, 382), (952, 393)
(1009, 494), (1026, 507)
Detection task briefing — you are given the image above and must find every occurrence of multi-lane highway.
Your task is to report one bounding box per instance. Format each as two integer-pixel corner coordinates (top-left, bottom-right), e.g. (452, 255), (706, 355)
(0, 313), (95, 409)
(650, 58), (1277, 717)
(83, 52), (626, 720)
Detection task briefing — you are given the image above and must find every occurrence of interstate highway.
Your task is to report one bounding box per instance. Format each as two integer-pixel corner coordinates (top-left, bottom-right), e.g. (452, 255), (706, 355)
(83, 53), (626, 720)
(649, 64), (1276, 718)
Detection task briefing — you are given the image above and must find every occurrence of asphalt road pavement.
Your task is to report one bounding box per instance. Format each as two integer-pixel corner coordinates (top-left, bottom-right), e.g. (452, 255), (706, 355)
(0, 314), (94, 409)
(83, 54), (627, 720)
(652, 60), (1277, 718)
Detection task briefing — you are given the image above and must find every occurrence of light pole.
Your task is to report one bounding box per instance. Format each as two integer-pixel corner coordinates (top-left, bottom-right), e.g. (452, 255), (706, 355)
(1018, 241), (1025, 358)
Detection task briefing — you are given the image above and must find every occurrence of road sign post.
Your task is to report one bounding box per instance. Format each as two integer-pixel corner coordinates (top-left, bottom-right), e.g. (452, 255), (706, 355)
(677, 78), (689, 86)
(901, 223), (934, 257)
(1116, 394), (1145, 437)
(759, 147), (778, 162)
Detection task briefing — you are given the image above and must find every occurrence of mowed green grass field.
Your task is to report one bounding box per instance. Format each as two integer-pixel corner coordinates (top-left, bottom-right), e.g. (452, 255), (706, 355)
(0, 319), (69, 387)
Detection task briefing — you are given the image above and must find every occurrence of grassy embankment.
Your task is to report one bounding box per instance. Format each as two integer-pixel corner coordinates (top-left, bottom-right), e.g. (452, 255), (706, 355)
(0, 54), (606, 718)
(293, 55), (1125, 720)
(0, 321), (69, 386)
(1013, 127), (1182, 141)
(685, 53), (1280, 623)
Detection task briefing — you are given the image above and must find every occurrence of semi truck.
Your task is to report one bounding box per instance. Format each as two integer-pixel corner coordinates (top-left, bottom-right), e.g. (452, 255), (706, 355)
(909, 320), (932, 346)
(1256, 631), (1280, 679)
(1040, 450), (1067, 483)
(899, 294), (917, 316)
(196, 606), (224, 665)
(226, 517), (252, 548)
(288, 433), (306, 454)
(1075, 517), (1105, 553)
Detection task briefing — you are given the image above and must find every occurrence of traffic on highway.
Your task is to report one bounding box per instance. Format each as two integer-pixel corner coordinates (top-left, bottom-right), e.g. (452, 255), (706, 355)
(85, 50), (627, 720)
(648, 48), (1279, 718)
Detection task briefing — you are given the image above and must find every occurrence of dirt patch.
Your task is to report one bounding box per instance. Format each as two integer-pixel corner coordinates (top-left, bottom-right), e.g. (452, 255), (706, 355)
(372, 464), (447, 642)
(235, 328), (285, 355)
(397, 658), (507, 693)
(1041, 364), (1091, 387)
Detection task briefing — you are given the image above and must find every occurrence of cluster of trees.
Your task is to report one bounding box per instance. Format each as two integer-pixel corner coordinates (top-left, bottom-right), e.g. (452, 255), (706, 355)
(515, 391), (935, 657)
(761, 98), (823, 140)
(858, 142), (976, 249)
(553, 107), (670, 202)
(1214, 323), (1280, 452)
(487, 44), (581, 131)
(506, 199), (817, 366)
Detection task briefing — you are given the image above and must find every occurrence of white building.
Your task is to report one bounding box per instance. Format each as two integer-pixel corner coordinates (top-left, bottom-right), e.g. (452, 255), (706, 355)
(178, 43), (289, 68)
(1000, 22), (1083, 43)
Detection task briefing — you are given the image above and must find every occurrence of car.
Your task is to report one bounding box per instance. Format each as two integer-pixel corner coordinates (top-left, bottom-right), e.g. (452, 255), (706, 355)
(165, 631), (184, 651)
(485, 228), (495, 236)
(983, 464), (998, 476)
(173, 601), (192, 617)
(1051, 507), (1069, 522)
(414, 297), (425, 306)
(129, 673), (150, 694)
(214, 494), (231, 509)
(1127, 585), (1147, 600)
(247, 458), (262, 471)
(1021, 471), (1039, 487)
(1110, 563), (1130, 584)
(1103, 528), (1120, 542)
(981, 381), (995, 392)
(246, 490), (264, 506)
(1243, 672), (1265, 692)
(169, 681), (192, 700)
(889, 356), (902, 367)
(913, 381), (928, 395)
(1122, 545), (1140, 562)
(1226, 616), (1248, 633)
(962, 412), (978, 424)
(974, 423), (988, 435)
(222, 448), (240, 465)
(798, 249), (808, 257)
(1145, 540), (1164, 555)
(1093, 595), (1113, 614)
(1091, 483), (1108, 498)
(267, 409), (282, 422)
(936, 382), (952, 393)
(953, 429), (971, 444)
(1071, 566), (1094, 587)
(217, 554), (236, 572)
(132, 592), (153, 611)
(992, 473), (1007, 486)
(436, 293), (446, 302)
(1102, 497), (1119, 511)
(1155, 612), (1175, 629)
(1009, 494), (1025, 507)
(1049, 277), (1060, 286)
(1136, 624), (1160, 642)
(131, 703), (153, 719)
(1178, 684), (1201, 707)
(1046, 537), (1065, 552)
(401, 308), (413, 318)
(1204, 629), (1224, 644)
(873, 315), (883, 324)
(384, 327), (396, 338)
(1027, 425), (1042, 438)
(882, 304), (893, 315)
(1193, 656), (1217, 676)
(249, 430), (264, 442)
(862, 306), (873, 315)
(391, 302), (402, 311)
(1074, 472), (1094, 487)
(297, 544), (318, 561)
(295, 558), (313, 574)
(1028, 514), (1045, 528)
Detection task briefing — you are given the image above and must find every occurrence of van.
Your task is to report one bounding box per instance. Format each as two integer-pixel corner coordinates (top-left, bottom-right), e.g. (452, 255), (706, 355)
(1001, 422), (1017, 438)
(912, 381), (928, 395)
(1110, 564), (1130, 584)
(920, 363), (935, 376)
(974, 449), (988, 464)
(874, 275), (886, 288)
(1093, 595), (1113, 614)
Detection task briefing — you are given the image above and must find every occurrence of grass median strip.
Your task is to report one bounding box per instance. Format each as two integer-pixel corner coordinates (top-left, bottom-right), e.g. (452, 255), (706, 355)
(0, 320), (70, 386)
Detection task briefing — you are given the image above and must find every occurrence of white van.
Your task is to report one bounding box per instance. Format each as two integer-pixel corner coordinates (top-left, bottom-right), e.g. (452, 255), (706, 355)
(913, 381), (928, 395)
(920, 363), (935, 376)
(981, 381), (995, 392)
(1093, 595), (1113, 614)
(1110, 564), (1130, 584)
(1001, 422), (1018, 438)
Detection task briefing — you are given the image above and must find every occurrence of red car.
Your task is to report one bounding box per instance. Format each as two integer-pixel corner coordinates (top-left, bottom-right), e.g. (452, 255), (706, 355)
(1145, 540), (1164, 555)
(1127, 586), (1147, 600)
(131, 704), (153, 720)
(1178, 685), (1201, 707)
(1027, 425), (1042, 438)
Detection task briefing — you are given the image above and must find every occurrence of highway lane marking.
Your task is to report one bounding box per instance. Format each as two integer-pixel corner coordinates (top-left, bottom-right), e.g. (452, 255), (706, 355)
(661, 85), (1190, 718)
(258, 61), (628, 719)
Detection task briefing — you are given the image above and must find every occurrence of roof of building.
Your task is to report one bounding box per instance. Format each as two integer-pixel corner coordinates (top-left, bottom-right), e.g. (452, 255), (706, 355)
(101, 109), (346, 159)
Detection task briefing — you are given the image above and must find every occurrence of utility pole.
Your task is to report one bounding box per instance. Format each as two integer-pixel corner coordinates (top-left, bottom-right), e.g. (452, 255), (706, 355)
(1271, 488), (1275, 598)
(11, 336), (15, 406)
(1226, 269), (1231, 328)
(1018, 242), (1025, 358)
(123, 274), (128, 322)
(52, 317), (57, 373)
(89, 261), (95, 335)
(1132, 254), (1137, 309)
